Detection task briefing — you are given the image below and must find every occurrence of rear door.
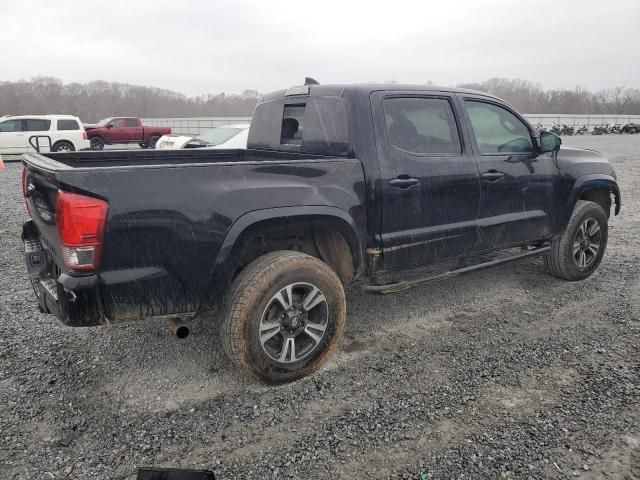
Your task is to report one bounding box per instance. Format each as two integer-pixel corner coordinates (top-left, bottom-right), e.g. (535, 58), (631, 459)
(371, 91), (481, 270)
(24, 118), (53, 153)
(125, 118), (143, 142)
(0, 119), (27, 154)
(460, 97), (557, 250)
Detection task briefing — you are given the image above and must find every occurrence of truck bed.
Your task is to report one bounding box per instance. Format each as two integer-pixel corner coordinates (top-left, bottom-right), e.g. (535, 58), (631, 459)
(22, 147), (366, 326)
(28, 148), (335, 170)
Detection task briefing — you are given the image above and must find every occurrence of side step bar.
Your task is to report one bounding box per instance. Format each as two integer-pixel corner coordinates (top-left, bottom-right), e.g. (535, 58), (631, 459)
(364, 246), (550, 294)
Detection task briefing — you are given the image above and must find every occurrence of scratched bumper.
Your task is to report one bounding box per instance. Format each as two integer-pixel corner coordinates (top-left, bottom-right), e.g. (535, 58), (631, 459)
(22, 220), (106, 327)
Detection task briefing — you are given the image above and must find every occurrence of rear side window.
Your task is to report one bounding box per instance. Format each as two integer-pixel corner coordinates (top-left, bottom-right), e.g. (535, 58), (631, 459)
(0, 119), (24, 132)
(281, 104), (305, 145)
(125, 118), (138, 127)
(57, 119), (80, 130)
(383, 97), (461, 155)
(24, 119), (51, 132)
(464, 101), (533, 154)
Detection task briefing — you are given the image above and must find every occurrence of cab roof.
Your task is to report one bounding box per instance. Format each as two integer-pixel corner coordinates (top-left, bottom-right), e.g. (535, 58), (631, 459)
(261, 83), (501, 102)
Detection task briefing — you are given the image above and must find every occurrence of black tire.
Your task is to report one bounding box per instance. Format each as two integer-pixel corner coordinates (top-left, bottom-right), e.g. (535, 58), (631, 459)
(544, 200), (608, 280)
(147, 135), (160, 149)
(222, 251), (346, 383)
(52, 141), (75, 153)
(90, 137), (104, 151)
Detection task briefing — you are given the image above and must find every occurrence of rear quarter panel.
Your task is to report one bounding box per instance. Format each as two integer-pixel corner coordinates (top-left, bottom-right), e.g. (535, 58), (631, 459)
(56, 158), (365, 322)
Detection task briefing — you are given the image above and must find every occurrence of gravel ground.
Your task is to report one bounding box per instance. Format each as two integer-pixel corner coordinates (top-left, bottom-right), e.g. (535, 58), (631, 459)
(1, 136), (639, 480)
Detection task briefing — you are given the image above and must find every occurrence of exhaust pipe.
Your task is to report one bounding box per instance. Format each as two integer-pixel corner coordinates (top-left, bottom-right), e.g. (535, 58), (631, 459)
(170, 318), (190, 339)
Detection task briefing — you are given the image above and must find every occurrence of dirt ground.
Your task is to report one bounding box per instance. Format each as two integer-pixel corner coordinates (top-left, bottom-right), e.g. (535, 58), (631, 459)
(1, 135), (638, 479)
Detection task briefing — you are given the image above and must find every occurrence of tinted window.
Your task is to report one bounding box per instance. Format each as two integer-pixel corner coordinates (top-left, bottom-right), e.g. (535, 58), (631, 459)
(24, 119), (51, 132)
(0, 119), (23, 132)
(125, 118), (138, 127)
(111, 118), (124, 128)
(383, 97), (461, 155)
(281, 104), (305, 145)
(57, 119), (80, 130)
(465, 101), (533, 154)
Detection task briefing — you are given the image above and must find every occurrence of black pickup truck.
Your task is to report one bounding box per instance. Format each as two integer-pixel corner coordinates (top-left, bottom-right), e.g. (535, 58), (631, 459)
(21, 82), (621, 382)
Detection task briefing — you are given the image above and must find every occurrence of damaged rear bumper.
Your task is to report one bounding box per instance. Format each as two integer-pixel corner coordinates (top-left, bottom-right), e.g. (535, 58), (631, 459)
(22, 220), (106, 327)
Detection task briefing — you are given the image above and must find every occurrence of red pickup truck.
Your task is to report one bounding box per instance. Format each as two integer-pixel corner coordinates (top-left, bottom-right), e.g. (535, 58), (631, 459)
(84, 117), (171, 150)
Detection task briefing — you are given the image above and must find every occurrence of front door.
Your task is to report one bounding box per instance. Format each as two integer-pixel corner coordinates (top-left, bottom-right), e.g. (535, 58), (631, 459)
(371, 92), (481, 270)
(108, 118), (128, 143)
(460, 97), (557, 251)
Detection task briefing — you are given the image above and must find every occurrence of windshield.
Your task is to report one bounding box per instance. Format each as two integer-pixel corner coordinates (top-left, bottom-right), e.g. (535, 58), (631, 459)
(197, 127), (242, 145)
(97, 117), (113, 126)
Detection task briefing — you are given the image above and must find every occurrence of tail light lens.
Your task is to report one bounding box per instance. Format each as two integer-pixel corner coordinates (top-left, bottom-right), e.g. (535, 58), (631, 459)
(22, 168), (32, 216)
(82, 130), (87, 140)
(56, 191), (109, 271)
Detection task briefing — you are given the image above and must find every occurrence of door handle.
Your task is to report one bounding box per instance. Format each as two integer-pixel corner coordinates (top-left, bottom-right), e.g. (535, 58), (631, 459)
(389, 177), (419, 189)
(481, 170), (505, 182)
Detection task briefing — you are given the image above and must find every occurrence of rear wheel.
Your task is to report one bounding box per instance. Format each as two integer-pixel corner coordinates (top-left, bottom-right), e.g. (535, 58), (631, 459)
(222, 251), (346, 383)
(544, 200), (608, 280)
(147, 135), (160, 149)
(52, 141), (75, 152)
(90, 137), (104, 151)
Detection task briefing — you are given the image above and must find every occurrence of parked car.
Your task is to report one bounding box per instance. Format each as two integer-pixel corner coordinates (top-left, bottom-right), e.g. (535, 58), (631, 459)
(84, 117), (171, 150)
(0, 115), (89, 154)
(21, 82), (620, 383)
(156, 124), (250, 150)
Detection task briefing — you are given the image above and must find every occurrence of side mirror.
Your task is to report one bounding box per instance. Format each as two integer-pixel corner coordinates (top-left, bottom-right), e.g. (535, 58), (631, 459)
(539, 131), (561, 153)
(106, 124), (113, 129)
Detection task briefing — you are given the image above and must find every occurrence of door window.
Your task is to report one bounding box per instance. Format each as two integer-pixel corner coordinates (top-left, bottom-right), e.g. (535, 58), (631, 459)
(125, 118), (138, 127)
(465, 101), (533, 154)
(383, 97), (461, 155)
(0, 119), (24, 132)
(24, 119), (51, 131)
(111, 119), (124, 128)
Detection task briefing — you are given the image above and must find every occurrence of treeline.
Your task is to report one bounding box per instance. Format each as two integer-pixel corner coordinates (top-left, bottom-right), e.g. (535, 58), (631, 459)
(457, 78), (640, 115)
(0, 77), (260, 122)
(1, 77), (639, 121)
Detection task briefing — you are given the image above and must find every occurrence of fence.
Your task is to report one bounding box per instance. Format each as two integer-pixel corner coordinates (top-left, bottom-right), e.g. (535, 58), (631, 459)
(523, 114), (640, 128)
(143, 115), (640, 135)
(141, 117), (251, 135)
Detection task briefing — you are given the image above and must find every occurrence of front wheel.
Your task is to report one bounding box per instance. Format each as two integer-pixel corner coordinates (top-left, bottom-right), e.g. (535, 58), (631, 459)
(90, 137), (104, 151)
(222, 251), (346, 383)
(544, 200), (608, 280)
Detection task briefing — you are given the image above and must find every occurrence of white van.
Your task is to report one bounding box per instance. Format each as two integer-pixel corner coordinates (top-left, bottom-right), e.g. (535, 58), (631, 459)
(0, 115), (90, 155)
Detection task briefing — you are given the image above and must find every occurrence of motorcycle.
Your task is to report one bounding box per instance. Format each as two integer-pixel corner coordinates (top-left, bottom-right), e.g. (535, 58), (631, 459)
(575, 125), (589, 135)
(560, 124), (575, 136)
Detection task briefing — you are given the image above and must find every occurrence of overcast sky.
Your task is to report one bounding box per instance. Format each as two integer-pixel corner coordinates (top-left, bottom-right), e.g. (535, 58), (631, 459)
(1, 0), (639, 96)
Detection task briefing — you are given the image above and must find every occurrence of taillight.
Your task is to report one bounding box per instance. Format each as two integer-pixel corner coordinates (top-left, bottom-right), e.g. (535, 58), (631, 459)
(56, 191), (109, 271)
(82, 130), (87, 140)
(22, 168), (32, 217)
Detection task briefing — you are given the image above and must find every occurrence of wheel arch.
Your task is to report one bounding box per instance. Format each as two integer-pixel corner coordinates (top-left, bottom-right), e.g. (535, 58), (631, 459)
(207, 206), (364, 305)
(563, 175), (620, 226)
